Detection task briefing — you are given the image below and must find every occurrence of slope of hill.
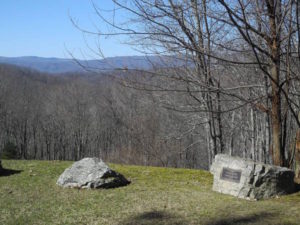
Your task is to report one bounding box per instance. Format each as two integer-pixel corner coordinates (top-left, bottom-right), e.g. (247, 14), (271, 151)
(0, 160), (299, 225)
(0, 56), (174, 74)
(0, 56), (82, 74)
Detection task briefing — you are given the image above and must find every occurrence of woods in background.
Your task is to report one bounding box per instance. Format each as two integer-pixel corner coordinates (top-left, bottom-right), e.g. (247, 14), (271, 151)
(1, 0), (300, 171)
(72, 0), (300, 168)
(0, 64), (209, 169)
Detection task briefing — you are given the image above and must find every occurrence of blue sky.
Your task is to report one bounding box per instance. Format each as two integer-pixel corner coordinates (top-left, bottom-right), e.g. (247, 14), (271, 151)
(0, 0), (139, 59)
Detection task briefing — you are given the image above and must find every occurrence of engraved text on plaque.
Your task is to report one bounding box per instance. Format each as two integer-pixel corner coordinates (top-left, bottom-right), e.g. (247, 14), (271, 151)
(220, 167), (242, 183)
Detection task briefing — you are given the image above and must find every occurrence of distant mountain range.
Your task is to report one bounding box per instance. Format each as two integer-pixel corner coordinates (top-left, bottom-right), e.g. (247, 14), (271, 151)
(0, 56), (179, 74)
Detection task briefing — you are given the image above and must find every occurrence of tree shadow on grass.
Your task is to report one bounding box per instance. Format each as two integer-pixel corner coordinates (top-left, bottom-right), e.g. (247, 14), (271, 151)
(120, 210), (188, 225)
(203, 212), (276, 225)
(0, 168), (22, 177)
(121, 211), (278, 225)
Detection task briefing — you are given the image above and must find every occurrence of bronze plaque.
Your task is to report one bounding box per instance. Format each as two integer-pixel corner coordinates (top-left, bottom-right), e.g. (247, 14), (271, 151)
(220, 167), (242, 183)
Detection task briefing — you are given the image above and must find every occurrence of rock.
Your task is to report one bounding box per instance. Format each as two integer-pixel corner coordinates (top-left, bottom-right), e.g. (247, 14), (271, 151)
(57, 158), (130, 189)
(210, 154), (295, 200)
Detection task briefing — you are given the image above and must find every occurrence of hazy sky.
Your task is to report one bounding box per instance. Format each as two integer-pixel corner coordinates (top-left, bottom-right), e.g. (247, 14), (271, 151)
(0, 0), (139, 59)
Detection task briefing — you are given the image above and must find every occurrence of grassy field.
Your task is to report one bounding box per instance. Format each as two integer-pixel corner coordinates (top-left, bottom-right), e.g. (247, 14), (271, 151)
(0, 160), (300, 225)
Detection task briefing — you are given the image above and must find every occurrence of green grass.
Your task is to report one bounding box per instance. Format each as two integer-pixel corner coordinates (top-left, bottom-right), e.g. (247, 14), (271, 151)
(0, 160), (300, 225)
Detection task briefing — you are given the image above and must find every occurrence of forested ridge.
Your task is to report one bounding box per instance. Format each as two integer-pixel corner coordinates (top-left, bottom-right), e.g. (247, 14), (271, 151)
(1, 54), (298, 170)
(0, 63), (209, 168)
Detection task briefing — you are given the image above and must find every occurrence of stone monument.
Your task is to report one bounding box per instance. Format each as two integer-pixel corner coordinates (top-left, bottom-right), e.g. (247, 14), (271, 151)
(210, 154), (295, 200)
(57, 157), (130, 189)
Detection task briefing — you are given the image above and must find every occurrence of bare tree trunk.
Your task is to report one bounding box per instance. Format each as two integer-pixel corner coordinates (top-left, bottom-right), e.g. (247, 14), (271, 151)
(269, 2), (283, 165)
(295, 130), (300, 182)
(270, 57), (282, 166)
(250, 107), (255, 160)
(229, 111), (235, 156)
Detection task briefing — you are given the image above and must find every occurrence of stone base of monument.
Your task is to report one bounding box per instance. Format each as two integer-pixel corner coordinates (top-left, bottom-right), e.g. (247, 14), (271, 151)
(210, 154), (296, 200)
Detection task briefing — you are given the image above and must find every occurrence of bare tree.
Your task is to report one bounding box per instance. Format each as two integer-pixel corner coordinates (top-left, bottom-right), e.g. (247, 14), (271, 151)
(72, 0), (300, 167)
(217, 0), (300, 166)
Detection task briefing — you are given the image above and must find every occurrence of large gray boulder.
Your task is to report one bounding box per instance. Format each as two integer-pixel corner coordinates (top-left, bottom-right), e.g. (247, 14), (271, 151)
(57, 158), (130, 189)
(210, 154), (295, 200)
